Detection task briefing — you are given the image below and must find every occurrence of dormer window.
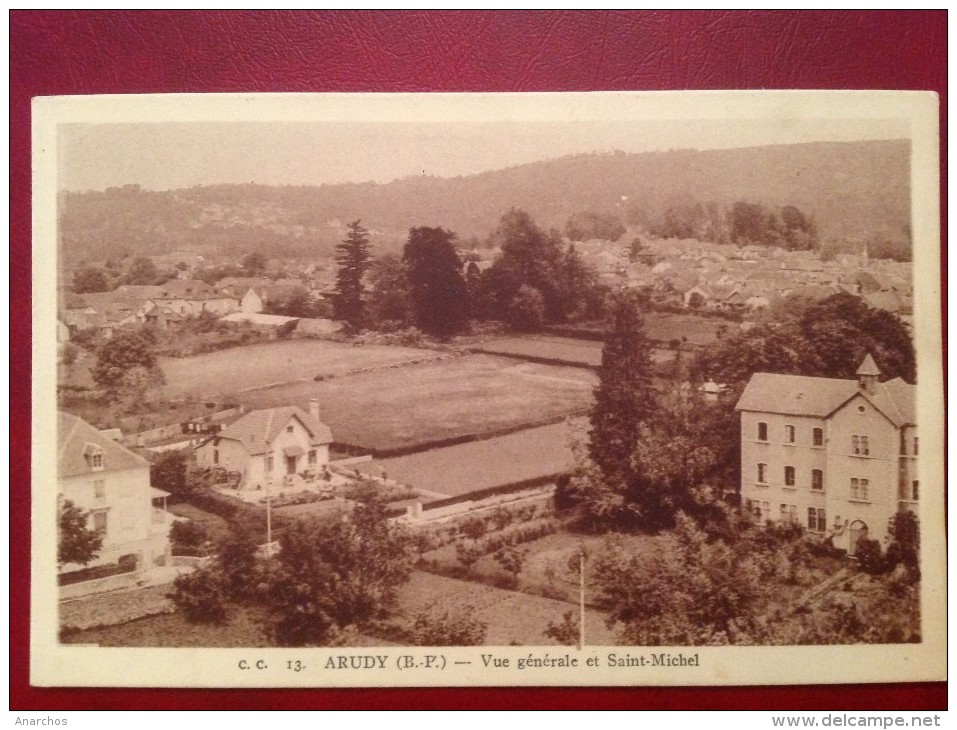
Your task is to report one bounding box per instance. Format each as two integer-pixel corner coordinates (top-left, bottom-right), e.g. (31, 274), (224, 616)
(83, 443), (105, 471)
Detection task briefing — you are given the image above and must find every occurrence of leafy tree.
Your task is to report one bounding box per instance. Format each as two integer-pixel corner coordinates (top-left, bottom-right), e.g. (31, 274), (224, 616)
(556, 244), (604, 322)
(333, 220), (372, 331)
(58, 499), (103, 568)
(485, 209), (565, 322)
(242, 251), (268, 274)
(389, 602), (488, 646)
(592, 515), (807, 645)
(403, 226), (469, 338)
(455, 541), (482, 573)
(168, 566), (228, 624)
(696, 292), (916, 386)
(544, 610), (580, 646)
(150, 449), (190, 501)
(367, 254), (413, 329)
(91, 330), (163, 395)
(506, 284), (546, 332)
(265, 286), (318, 318)
(217, 521), (265, 599)
(169, 520), (210, 557)
(265, 492), (415, 646)
(564, 211), (626, 242)
(886, 511), (920, 570)
(492, 546), (526, 586)
(589, 293), (657, 484)
(73, 266), (110, 294)
(123, 256), (160, 285)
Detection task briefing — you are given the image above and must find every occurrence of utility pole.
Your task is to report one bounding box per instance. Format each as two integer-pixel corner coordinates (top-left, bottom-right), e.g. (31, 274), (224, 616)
(579, 546), (586, 650)
(266, 477), (272, 546)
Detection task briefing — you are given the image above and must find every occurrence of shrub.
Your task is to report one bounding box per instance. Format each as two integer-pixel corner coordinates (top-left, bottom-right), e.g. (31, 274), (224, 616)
(168, 567), (227, 624)
(459, 516), (488, 540)
(169, 520), (210, 557)
(854, 538), (887, 575)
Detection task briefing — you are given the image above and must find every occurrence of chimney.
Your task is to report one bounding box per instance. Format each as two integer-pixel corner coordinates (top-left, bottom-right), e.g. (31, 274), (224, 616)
(310, 398), (321, 423)
(856, 353), (881, 395)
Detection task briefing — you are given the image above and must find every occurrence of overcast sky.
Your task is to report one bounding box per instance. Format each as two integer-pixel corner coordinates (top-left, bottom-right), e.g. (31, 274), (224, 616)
(58, 118), (908, 192)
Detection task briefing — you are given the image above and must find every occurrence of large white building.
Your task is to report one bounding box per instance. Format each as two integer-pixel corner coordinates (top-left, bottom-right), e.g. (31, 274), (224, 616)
(735, 355), (917, 555)
(58, 412), (173, 574)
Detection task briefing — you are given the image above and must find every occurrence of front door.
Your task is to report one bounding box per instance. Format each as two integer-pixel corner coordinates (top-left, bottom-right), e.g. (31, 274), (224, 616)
(848, 521), (869, 556)
(286, 455), (297, 475)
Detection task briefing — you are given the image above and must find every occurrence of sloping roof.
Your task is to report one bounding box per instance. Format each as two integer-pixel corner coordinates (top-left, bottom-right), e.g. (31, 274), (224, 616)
(157, 279), (220, 300)
(215, 406), (333, 455)
(856, 353), (881, 376)
(58, 412), (149, 478)
(735, 372), (916, 426)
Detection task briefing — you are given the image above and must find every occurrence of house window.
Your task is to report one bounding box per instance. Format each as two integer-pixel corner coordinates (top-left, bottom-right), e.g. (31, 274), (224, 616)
(286, 425), (294, 433)
(91, 452), (103, 470)
(851, 478), (869, 501)
(811, 469), (824, 491)
(757, 463), (767, 484)
(813, 428), (823, 447)
(911, 480), (919, 501)
(266, 456), (274, 473)
(779, 504), (788, 520)
(807, 508), (826, 532)
(93, 479), (105, 499)
(92, 511), (108, 533)
(308, 449), (317, 466)
(913, 437), (918, 456)
(784, 466), (796, 487)
(789, 505), (798, 522)
(757, 422), (768, 441)
(785, 425), (795, 443)
(213, 449), (219, 465)
(852, 435), (870, 456)
(761, 502), (770, 521)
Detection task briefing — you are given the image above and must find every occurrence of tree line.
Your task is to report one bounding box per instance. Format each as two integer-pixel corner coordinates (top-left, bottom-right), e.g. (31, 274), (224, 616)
(332, 209), (610, 339)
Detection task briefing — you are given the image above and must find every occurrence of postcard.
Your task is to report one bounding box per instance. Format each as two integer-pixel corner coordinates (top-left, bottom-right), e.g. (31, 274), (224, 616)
(31, 91), (944, 687)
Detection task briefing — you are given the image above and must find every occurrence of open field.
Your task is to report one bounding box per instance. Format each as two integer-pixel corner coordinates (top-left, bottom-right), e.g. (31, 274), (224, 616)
(159, 339), (436, 399)
(644, 312), (727, 347)
(240, 355), (597, 453)
(470, 335), (604, 367)
(472, 334), (675, 367)
(379, 420), (584, 497)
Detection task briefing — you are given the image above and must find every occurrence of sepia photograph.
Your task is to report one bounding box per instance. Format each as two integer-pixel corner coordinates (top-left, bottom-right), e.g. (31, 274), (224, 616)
(31, 91), (944, 688)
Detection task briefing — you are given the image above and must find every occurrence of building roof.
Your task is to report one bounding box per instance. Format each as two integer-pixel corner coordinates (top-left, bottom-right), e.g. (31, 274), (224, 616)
(58, 412), (149, 478)
(156, 279), (221, 300)
(856, 353), (881, 376)
(735, 371), (916, 427)
(214, 406), (333, 455)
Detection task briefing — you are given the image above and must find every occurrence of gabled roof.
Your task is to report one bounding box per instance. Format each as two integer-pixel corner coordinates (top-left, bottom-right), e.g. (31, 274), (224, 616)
(213, 406), (333, 455)
(156, 279), (219, 300)
(856, 353), (881, 376)
(58, 412), (149, 478)
(735, 372), (916, 427)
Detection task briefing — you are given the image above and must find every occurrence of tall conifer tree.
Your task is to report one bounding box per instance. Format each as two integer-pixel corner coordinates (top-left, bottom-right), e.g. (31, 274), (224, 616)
(588, 293), (657, 483)
(333, 220), (372, 331)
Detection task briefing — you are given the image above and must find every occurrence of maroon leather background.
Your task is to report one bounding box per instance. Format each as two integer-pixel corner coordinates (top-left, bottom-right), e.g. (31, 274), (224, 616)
(10, 11), (946, 711)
